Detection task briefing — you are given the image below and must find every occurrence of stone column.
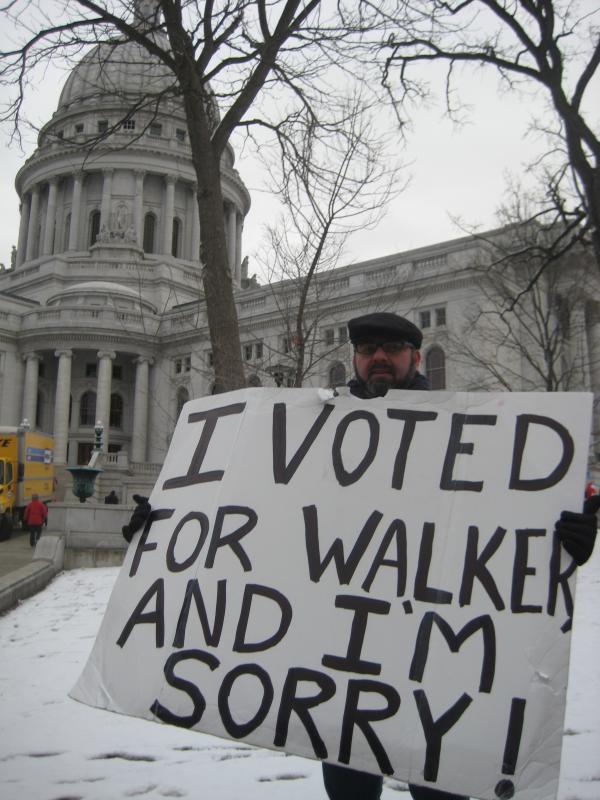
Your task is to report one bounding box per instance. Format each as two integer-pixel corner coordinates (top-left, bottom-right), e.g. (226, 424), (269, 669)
(226, 202), (237, 276)
(100, 169), (114, 232)
(68, 173), (84, 251)
(235, 212), (243, 285)
(96, 350), (115, 451)
(53, 349), (73, 464)
(22, 353), (40, 427)
(42, 178), (59, 255)
(25, 185), (40, 261)
(134, 170), (145, 246)
(1, 353), (24, 425)
(163, 175), (176, 254)
(17, 194), (30, 267)
(131, 356), (153, 463)
(190, 183), (200, 262)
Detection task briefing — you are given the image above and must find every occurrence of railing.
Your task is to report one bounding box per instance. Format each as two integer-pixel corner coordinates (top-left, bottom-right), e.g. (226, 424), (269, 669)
(239, 296), (266, 310)
(21, 307), (150, 329)
(130, 462), (162, 477)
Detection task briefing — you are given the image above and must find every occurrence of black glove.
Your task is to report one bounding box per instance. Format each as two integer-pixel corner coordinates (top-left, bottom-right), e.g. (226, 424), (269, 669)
(555, 494), (600, 566)
(122, 494), (151, 543)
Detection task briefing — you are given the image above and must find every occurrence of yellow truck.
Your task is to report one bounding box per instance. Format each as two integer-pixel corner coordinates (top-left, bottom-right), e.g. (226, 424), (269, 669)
(0, 427), (54, 539)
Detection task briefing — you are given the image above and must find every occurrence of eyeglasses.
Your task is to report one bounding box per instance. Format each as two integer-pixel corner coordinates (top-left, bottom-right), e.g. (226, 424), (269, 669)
(354, 341), (414, 356)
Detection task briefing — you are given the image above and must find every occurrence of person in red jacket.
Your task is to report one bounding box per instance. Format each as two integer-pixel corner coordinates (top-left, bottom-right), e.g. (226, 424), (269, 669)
(23, 494), (48, 547)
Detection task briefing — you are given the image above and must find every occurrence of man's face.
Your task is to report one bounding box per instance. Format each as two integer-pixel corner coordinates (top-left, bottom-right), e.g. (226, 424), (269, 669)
(353, 340), (421, 396)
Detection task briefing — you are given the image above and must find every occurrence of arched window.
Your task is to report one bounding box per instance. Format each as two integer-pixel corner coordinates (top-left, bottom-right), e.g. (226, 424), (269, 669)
(176, 386), (189, 418)
(171, 217), (181, 257)
(328, 361), (346, 388)
(426, 346), (446, 390)
(143, 212), (156, 253)
(247, 373), (262, 387)
(63, 212), (71, 251)
(89, 210), (101, 246)
(109, 393), (123, 429)
(79, 391), (97, 426)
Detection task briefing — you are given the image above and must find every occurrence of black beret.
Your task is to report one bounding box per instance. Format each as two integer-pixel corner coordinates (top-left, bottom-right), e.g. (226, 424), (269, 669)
(348, 312), (423, 349)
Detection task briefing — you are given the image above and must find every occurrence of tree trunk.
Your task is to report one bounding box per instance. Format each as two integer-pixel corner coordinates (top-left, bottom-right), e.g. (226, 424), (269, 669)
(182, 87), (245, 394)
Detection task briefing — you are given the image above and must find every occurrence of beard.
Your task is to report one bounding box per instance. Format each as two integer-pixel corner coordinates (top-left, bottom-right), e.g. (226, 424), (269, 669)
(363, 354), (418, 397)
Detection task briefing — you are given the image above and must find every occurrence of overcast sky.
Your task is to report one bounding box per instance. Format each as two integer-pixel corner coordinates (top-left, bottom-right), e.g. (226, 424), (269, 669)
(0, 41), (556, 274)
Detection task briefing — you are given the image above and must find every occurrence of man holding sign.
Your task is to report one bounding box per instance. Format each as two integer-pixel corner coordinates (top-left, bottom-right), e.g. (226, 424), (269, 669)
(321, 312), (598, 800)
(117, 312), (598, 800)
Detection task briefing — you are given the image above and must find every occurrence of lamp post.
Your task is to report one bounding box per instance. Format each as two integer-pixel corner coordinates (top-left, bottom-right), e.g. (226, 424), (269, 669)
(66, 420), (104, 503)
(94, 420), (104, 452)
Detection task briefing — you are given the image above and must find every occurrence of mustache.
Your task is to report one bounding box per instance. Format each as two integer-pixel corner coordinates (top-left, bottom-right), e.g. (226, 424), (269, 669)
(367, 365), (393, 376)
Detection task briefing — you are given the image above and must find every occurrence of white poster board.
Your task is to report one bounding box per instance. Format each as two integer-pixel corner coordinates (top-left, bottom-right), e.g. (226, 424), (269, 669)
(72, 388), (593, 800)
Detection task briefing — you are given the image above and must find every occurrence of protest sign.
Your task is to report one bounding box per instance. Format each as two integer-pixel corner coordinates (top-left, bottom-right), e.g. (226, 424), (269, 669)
(71, 387), (593, 800)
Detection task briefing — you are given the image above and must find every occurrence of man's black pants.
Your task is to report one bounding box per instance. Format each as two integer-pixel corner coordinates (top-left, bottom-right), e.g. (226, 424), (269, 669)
(29, 524), (42, 547)
(322, 763), (468, 800)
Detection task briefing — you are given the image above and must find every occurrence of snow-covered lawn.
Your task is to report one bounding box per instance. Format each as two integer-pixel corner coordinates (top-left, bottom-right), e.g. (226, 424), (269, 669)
(0, 544), (598, 800)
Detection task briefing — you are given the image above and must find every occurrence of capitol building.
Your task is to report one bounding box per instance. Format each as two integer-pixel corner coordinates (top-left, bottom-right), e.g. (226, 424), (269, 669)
(1, 27), (599, 500)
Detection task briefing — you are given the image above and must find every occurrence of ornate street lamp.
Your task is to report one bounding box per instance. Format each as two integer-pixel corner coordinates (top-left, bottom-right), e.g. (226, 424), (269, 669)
(66, 420), (104, 502)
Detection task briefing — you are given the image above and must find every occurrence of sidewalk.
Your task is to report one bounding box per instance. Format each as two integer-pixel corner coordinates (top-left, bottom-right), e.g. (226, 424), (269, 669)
(0, 528), (34, 579)
(0, 529), (64, 614)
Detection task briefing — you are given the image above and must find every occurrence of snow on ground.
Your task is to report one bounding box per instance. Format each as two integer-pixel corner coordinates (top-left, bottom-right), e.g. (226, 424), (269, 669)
(0, 545), (599, 800)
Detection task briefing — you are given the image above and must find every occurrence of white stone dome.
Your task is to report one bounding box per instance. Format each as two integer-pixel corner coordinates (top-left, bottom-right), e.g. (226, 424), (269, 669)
(57, 38), (177, 112)
(54, 36), (220, 130)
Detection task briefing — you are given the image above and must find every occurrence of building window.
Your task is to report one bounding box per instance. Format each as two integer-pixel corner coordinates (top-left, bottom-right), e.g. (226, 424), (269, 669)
(273, 369), (294, 387)
(109, 394), (123, 428)
(426, 347), (446, 390)
(74, 123), (84, 134)
(556, 295), (570, 338)
(419, 310), (431, 329)
(79, 391), (97, 426)
(255, 342), (263, 359)
(97, 120), (109, 133)
(176, 386), (189, 418)
(63, 212), (71, 250)
(435, 307), (446, 327)
(89, 210), (101, 246)
(282, 336), (293, 354)
(175, 128), (186, 142)
(122, 118), (136, 131)
(338, 326), (347, 343)
(247, 374), (262, 387)
(328, 362), (346, 388)
(174, 355), (191, 375)
(112, 364), (122, 381)
(77, 442), (93, 465)
(244, 344), (253, 361)
(207, 351), (214, 367)
(143, 212), (156, 253)
(85, 363), (97, 378)
(149, 122), (162, 137)
(171, 217), (181, 257)
(38, 362), (45, 378)
(56, 130), (64, 140)
(324, 328), (335, 347)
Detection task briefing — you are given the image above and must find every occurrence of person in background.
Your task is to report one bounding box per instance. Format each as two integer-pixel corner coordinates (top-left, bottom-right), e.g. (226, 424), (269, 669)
(104, 490), (119, 505)
(23, 493), (48, 548)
